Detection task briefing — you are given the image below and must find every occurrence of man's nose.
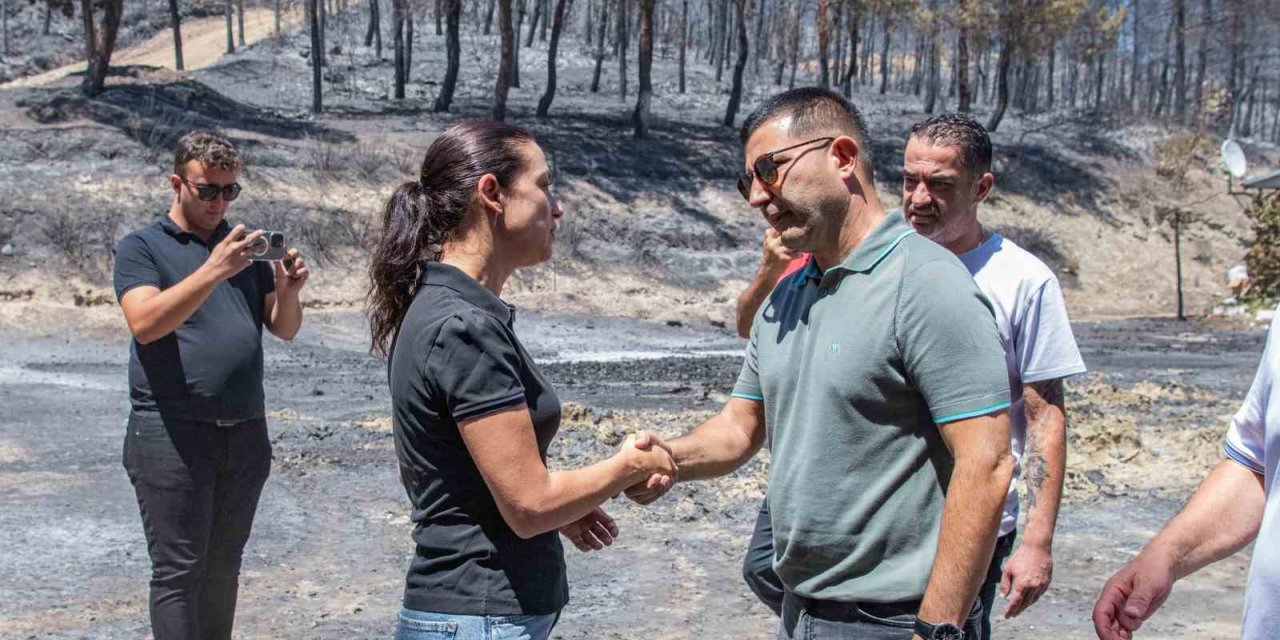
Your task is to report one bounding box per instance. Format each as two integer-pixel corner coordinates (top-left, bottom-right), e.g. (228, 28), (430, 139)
(749, 177), (773, 209)
(911, 182), (932, 205)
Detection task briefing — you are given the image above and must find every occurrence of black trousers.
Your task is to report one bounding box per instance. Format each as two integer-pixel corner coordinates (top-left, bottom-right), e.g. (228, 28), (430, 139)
(123, 410), (271, 640)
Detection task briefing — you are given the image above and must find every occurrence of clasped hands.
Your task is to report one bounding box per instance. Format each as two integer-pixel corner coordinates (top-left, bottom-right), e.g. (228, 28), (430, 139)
(558, 431), (677, 552)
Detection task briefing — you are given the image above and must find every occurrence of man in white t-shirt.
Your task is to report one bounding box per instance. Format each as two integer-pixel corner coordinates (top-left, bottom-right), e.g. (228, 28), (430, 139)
(1093, 310), (1278, 639)
(901, 113), (1086, 639)
(734, 113), (1086, 638)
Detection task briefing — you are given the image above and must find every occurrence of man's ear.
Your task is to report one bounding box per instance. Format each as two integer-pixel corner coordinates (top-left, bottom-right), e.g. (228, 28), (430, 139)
(169, 174), (183, 194)
(476, 173), (503, 215)
(831, 136), (861, 182)
(974, 172), (995, 203)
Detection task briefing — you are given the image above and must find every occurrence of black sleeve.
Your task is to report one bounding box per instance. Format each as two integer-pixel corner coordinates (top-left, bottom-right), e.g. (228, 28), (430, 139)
(427, 311), (528, 423)
(113, 233), (160, 302)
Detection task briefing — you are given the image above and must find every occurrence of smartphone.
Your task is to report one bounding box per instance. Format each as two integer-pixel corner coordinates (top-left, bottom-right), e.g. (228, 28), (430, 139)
(247, 230), (287, 261)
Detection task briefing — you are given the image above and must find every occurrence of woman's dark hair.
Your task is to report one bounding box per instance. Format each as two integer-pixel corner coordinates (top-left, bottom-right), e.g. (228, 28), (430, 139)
(368, 120), (534, 356)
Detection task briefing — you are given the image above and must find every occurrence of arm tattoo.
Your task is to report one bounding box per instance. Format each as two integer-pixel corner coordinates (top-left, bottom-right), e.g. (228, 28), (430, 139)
(1023, 432), (1048, 510)
(1022, 378), (1065, 512)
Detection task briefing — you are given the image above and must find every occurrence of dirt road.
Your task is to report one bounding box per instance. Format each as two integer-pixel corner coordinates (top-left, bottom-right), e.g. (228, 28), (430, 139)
(1, 8), (298, 90)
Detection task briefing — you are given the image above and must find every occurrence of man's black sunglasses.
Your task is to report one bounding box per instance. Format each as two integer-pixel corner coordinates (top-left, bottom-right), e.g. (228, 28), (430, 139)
(184, 178), (242, 202)
(737, 137), (836, 201)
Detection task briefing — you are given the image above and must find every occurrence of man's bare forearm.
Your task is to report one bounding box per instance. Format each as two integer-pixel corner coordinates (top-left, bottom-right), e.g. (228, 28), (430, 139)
(1145, 459), (1264, 580)
(125, 266), (221, 344)
(1021, 378), (1067, 549)
(667, 399), (765, 481)
(917, 447), (1014, 625)
(269, 291), (304, 340)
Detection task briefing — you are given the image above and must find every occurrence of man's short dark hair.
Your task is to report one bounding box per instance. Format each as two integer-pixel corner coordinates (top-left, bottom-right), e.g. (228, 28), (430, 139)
(739, 87), (874, 170)
(908, 113), (992, 175)
(173, 131), (242, 178)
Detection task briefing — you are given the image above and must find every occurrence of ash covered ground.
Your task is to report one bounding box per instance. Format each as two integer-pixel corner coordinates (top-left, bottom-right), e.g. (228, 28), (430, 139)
(0, 311), (1264, 639)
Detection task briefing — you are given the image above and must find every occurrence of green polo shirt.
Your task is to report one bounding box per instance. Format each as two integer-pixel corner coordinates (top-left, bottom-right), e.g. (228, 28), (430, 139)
(732, 210), (1010, 603)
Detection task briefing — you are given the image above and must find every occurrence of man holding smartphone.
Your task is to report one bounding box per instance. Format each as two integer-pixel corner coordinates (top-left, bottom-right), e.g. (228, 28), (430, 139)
(113, 130), (308, 639)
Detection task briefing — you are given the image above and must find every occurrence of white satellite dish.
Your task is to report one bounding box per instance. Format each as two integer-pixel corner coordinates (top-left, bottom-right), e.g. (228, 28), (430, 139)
(1221, 139), (1248, 179)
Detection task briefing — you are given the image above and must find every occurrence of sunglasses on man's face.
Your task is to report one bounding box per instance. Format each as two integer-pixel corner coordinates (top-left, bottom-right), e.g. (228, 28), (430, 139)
(737, 137), (837, 201)
(183, 178), (242, 202)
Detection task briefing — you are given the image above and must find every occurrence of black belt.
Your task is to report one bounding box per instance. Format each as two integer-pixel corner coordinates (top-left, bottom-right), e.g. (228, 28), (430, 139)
(788, 592), (921, 623)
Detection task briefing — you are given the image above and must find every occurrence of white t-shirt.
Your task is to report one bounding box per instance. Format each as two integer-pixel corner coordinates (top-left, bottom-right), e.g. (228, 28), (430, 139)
(958, 232), (1087, 537)
(1224, 308), (1280, 639)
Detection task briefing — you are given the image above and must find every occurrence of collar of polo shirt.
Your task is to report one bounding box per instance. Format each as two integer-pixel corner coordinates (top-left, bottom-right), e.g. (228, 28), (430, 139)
(795, 210), (917, 293)
(828, 210), (917, 277)
(418, 260), (517, 326)
(159, 215), (232, 246)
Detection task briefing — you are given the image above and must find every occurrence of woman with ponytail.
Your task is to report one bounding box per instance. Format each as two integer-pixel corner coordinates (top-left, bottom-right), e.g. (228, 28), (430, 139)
(368, 121), (677, 640)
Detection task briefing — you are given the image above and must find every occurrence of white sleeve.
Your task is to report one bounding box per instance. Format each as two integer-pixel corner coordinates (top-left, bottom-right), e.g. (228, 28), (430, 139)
(1017, 277), (1087, 384)
(1225, 314), (1276, 474)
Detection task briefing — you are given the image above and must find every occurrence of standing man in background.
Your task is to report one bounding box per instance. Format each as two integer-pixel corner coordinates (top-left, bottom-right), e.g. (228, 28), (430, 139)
(113, 131), (308, 639)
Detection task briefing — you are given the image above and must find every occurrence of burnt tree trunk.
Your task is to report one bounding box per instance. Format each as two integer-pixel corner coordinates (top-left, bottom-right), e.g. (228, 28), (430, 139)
(878, 13), (891, 95)
(513, 0), (524, 87)
(1193, 0), (1209, 119)
(617, 0), (628, 101)
(679, 0), (687, 93)
(841, 0), (858, 96)
(308, 0), (323, 111)
(393, 0), (406, 98)
(787, 4), (798, 89)
(406, 10), (414, 82)
(922, 5), (940, 113)
(957, 1), (971, 112)
(986, 11), (1014, 132)
(434, 0), (461, 111)
(526, 0), (541, 46)
(367, 0), (384, 58)
(633, 0), (654, 136)
(1173, 0), (1187, 121)
(1130, 0), (1140, 109)
(495, 0), (514, 119)
(169, 0), (184, 70)
(817, 0), (830, 88)
(752, 0), (764, 77)
(1094, 50), (1105, 112)
(590, 0), (608, 92)
(80, 0), (124, 97)
(723, 0), (747, 126)
(537, 0), (568, 116)
(715, 0), (727, 81)
(541, 0), (549, 40)
(225, 0), (235, 53)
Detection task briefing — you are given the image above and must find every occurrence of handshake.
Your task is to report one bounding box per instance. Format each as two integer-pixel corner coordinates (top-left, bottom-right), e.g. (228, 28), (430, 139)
(559, 431), (678, 553)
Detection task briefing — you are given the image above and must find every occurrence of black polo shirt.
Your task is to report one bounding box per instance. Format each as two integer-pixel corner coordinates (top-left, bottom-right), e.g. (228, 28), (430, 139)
(389, 261), (567, 616)
(113, 216), (275, 421)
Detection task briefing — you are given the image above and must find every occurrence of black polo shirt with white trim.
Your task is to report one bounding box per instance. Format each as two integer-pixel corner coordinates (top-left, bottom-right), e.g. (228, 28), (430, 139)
(388, 260), (567, 616)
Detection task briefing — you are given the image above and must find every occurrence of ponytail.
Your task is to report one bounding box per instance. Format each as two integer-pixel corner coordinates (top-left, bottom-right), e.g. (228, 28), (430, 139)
(366, 121), (534, 357)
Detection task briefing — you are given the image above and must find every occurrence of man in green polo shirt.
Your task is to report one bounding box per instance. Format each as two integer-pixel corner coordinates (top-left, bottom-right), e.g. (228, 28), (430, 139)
(629, 88), (1013, 640)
